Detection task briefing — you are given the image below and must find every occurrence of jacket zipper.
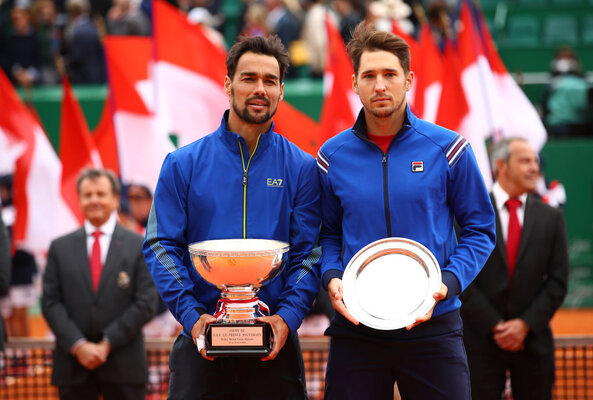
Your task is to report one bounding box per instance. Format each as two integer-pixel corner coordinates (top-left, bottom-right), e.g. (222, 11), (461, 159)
(382, 153), (392, 237)
(238, 135), (262, 238)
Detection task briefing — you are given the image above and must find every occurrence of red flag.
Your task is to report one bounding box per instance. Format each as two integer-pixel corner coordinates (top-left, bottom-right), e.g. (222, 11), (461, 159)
(59, 77), (102, 223)
(0, 69), (77, 257)
(412, 23), (444, 122)
(476, 8), (546, 151)
(92, 98), (119, 175)
(319, 15), (361, 143)
(435, 39), (468, 133)
(152, 0), (320, 155)
(392, 19), (420, 115)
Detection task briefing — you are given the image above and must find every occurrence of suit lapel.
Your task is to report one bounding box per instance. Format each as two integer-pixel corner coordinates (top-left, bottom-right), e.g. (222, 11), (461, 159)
(490, 194), (508, 263)
(517, 194), (536, 265)
(74, 228), (94, 293)
(98, 224), (124, 294)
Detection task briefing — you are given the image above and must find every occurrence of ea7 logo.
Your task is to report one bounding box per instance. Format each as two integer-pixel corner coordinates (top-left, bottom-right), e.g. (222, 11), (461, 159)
(411, 161), (424, 172)
(267, 178), (284, 187)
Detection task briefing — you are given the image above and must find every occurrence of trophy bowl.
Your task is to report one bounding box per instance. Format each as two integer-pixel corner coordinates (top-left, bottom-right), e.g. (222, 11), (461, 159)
(188, 238), (290, 357)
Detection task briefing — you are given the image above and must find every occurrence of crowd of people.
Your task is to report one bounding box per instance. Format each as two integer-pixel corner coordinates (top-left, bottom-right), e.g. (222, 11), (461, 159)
(0, 0), (418, 85)
(0, 8), (576, 400)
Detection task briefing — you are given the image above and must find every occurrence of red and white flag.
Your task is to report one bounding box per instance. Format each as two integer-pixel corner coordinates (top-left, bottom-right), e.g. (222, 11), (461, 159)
(59, 77), (102, 223)
(0, 69), (78, 258)
(319, 15), (361, 143)
(458, 1), (505, 144)
(151, 0), (320, 155)
(92, 98), (120, 175)
(436, 38), (493, 187)
(412, 23), (444, 123)
(152, 0), (228, 147)
(476, 8), (547, 151)
(104, 35), (175, 192)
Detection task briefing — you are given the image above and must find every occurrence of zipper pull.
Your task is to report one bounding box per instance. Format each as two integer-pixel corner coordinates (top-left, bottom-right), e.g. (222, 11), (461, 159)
(382, 154), (387, 164)
(242, 171), (248, 187)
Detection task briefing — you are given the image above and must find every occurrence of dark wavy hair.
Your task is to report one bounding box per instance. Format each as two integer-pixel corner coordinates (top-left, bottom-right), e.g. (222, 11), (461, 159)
(226, 35), (290, 81)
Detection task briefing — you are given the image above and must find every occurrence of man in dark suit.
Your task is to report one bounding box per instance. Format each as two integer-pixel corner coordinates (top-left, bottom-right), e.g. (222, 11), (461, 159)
(461, 137), (569, 400)
(42, 168), (157, 400)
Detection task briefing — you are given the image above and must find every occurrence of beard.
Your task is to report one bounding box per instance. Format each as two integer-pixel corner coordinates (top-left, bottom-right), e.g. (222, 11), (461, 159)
(231, 89), (277, 125)
(366, 91), (407, 119)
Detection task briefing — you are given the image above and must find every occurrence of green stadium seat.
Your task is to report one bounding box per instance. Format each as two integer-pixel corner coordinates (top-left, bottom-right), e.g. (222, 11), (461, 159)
(516, 0), (548, 7)
(583, 15), (593, 44)
(478, 0), (500, 12)
(551, 0), (582, 5)
(505, 14), (540, 47)
(544, 15), (579, 46)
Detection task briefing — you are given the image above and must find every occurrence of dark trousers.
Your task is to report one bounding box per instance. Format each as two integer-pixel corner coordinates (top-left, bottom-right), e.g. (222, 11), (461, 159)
(167, 333), (308, 400)
(324, 330), (471, 400)
(467, 349), (555, 400)
(58, 380), (146, 400)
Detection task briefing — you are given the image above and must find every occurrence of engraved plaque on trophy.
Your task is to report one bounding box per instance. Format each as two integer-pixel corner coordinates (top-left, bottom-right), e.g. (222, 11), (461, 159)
(188, 239), (289, 357)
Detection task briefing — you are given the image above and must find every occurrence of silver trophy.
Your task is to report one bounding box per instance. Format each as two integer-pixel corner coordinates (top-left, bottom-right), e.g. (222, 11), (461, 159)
(188, 239), (289, 357)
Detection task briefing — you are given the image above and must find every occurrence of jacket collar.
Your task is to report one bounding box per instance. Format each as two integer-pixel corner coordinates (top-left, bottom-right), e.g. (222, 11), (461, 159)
(215, 110), (276, 154)
(351, 104), (415, 142)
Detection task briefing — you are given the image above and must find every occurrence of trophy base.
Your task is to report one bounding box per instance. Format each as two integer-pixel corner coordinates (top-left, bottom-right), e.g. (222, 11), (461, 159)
(205, 322), (272, 357)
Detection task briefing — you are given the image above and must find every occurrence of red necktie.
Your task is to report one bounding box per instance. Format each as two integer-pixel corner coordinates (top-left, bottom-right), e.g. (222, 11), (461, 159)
(90, 231), (103, 291)
(505, 198), (522, 281)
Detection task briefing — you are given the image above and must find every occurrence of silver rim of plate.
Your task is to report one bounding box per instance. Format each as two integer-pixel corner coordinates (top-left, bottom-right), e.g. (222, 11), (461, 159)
(342, 237), (441, 330)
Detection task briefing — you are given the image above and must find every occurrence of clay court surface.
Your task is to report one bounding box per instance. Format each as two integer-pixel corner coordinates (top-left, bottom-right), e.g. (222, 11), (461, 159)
(24, 307), (593, 336)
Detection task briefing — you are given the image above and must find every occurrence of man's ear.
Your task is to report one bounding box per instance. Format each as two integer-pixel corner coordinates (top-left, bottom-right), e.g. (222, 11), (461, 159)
(405, 71), (414, 92)
(352, 74), (358, 94)
(224, 76), (231, 96)
(279, 82), (284, 101)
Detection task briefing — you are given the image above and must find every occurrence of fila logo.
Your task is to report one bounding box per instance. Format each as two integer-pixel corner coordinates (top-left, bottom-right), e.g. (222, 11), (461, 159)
(267, 178), (284, 187)
(411, 161), (424, 172)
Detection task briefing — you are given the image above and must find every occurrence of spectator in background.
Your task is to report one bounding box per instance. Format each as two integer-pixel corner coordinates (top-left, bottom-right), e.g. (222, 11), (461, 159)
(332, 0), (362, 44)
(0, 5), (42, 87)
(426, 0), (452, 50)
(30, 0), (61, 84)
(300, 0), (334, 77)
(461, 138), (569, 400)
(241, 1), (268, 38)
(106, 0), (150, 36)
(62, 0), (106, 83)
(264, 0), (301, 52)
(42, 168), (157, 400)
(0, 174), (37, 339)
(0, 215), (10, 352)
(119, 183), (181, 338)
(187, 6), (226, 49)
(542, 47), (593, 138)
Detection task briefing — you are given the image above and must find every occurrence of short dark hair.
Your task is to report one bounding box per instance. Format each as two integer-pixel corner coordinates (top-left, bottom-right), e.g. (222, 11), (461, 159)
(347, 22), (411, 76)
(226, 35), (290, 82)
(76, 168), (121, 195)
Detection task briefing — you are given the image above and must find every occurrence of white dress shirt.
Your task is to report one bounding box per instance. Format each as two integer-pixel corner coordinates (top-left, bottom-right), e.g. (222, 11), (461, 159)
(84, 212), (117, 264)
(491, 182), (528, 243)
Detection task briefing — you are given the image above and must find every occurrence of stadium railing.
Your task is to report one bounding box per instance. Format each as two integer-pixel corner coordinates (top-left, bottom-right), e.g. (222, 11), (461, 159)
(0, 336), (591, 400)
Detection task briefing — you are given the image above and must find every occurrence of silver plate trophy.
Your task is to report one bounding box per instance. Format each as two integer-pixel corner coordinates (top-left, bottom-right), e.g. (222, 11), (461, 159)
(188, 239), (289, 357)
(342, 237), (441, 330)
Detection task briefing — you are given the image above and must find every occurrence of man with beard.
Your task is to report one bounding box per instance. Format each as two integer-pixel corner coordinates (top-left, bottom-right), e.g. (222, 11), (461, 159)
(316, 23), (496, 399)
(143, 35), (321, 400)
